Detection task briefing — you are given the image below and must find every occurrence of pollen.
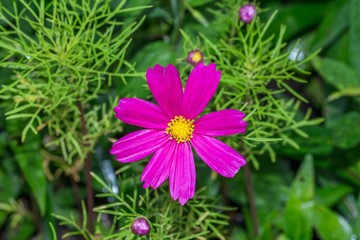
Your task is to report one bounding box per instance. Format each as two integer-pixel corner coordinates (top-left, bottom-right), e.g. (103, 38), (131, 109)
(165, 116), (195, 143)
(187, 49), (203, 66)
(191, 52), (202, 63)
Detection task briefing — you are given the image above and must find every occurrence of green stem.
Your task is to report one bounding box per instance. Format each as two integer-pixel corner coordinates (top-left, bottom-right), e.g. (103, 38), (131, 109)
(77, 100), (94, 234)
(244, 164), (259, 236)
(70, 176), (83, 217)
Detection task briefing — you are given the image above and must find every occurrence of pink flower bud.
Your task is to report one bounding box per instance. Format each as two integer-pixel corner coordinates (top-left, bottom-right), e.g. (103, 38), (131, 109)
(131, 217), (151, 236)
(239, 4), (256, 24)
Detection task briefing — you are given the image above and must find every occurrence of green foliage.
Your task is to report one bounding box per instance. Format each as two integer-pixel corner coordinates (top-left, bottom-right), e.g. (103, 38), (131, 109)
(0, 0), (149, 238)
(349, 0), (360, 74)
(283, 155), (314, 240)
(11, 133), (47, 215)
(52, 201), (91, 240)
(0, 0), (146, 162)
(263, 2), (325, 42)
(313, 204), (353, 240)
(231, 155), (355, 240)
(0, 0), (359, 239)
(313, 57), (360, 101)
(0, 199), (35, 240)
(329, 112), (360, 149)
(309, 0), (349, 52)
(53, 171), (232, 240)
(313, 57), (360, 90)
(182, 5), (322, 168)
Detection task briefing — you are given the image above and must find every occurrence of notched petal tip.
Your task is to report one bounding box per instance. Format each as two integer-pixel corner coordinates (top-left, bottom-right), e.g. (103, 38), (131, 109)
(183, 62), (222, 118)
(146, 63), (184, 118)
(114, 98), (169, 129)
(191, 134), (247, 178)
(109, 145), (118, 155)
(242, 120), (249, 128)
(165, 63), (177, 71)
(226, 158), (247, 178)
(151, 64), (165, 72)
(142, 182), (150, 189)
(179, 197), (190, 206)
(113, 101), (121, 117)
(145, 64), (165, 82)
(193, 62), (219, 75)
(168, 142), (195, 206)
(194, 109), (248, 137)
(110, 130), (168, 163)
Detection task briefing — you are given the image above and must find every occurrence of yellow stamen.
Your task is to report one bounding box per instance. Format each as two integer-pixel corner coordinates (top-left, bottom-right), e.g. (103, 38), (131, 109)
(192, 52), (203, 63)
(165, 116), (194, 143)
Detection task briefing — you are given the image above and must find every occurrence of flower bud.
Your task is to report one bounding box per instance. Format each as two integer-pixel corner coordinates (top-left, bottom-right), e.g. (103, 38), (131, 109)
(131, 217), (151, 236)
(187, 49), (203, 66)
(239, 4), (256, 24)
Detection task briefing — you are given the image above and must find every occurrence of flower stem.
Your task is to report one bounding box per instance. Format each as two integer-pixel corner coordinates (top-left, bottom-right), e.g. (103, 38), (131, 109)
(77, 100), (94, 234)
(70, 176), (82, 214)
(244, 164), (259, 236)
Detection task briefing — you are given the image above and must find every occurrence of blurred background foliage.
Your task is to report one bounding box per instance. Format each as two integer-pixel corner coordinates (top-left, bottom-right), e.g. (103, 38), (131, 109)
(0, 0), (359, 239)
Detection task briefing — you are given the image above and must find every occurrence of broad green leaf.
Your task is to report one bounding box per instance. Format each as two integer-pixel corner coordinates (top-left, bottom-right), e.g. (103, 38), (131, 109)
(289, 154), (314, 201)
(132, 41), (178, 72)
(284, 198), (313, 240)
(313, 204), (353, 240)
(257, 212), (281, 240)
(310, 0), (349, 51)
(187, 0), (213, 7)
(325, 32), (349, 63)
(330, 112), (360, 149)
(316, 185), (353, 207)
(264, 3), (325, 41)
(349, 0), (360, 75)
(275, 126), (333, 157)
(284, 155), (314, 240)
(312, 57), (360, 90)
(11, 135), (47, 216)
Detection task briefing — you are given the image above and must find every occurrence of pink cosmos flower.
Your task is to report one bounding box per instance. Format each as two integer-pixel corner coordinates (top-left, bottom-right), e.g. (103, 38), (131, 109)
(110, 63), (247, 205)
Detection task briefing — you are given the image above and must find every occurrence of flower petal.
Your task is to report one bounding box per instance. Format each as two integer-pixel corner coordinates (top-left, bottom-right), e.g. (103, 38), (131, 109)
(182, 63), (221, 119)
(146, 64), (183, 118)
(169, 142), (195, 205)
(191, 134), (246, 177)
(114, 98), (169, 130)
(110, 129), (169, 163)
(140, 140), (176, 189)
(194, 109), (247, 136)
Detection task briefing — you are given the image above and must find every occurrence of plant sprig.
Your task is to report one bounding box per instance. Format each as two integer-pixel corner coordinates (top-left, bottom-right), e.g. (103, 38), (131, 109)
(0, 0), (148, 164)
(181, 4), (322, 168)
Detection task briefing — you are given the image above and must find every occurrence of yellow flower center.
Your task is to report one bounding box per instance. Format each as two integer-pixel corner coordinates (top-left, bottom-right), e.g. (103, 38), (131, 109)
(192, 52), (203, 63)
(165, 116), (194, 143)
